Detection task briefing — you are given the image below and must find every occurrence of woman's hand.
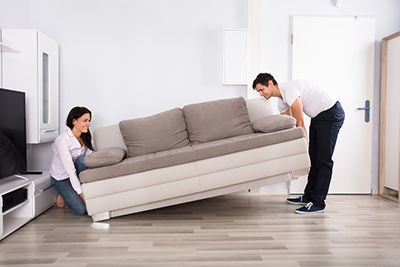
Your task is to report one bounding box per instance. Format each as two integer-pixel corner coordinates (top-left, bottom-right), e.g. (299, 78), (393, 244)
(79, 193), (86, 204)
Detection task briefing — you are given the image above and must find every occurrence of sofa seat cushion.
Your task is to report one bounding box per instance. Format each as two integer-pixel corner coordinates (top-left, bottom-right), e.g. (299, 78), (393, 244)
(183, 97), (254, 144)
(80, 127), (304, 184)
(119, 108), (190, 157)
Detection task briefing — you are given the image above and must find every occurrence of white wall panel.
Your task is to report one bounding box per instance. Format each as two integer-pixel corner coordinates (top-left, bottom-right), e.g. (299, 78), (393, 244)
(222, 29), (247, 85)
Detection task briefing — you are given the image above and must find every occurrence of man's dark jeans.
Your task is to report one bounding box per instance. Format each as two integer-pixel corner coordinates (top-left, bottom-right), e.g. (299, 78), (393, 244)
(304, 101), (345, 209)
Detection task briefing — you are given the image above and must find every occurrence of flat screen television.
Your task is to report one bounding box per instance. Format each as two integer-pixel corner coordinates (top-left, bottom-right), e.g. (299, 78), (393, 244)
(0, 88), (27, 179)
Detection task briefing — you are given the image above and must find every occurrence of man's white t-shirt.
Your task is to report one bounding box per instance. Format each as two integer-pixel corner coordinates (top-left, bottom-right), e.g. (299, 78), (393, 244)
(277, 80), (337, 118)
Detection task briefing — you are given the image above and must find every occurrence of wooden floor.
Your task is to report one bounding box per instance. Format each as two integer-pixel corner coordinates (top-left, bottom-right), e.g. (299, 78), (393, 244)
(1, 194), (400, 267)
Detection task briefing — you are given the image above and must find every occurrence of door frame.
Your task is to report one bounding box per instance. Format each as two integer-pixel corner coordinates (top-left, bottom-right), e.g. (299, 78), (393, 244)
(379, 30), (400, 203)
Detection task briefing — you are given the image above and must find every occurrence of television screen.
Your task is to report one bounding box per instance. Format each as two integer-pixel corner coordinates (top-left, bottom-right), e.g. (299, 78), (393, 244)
(0, 88), (27, 179)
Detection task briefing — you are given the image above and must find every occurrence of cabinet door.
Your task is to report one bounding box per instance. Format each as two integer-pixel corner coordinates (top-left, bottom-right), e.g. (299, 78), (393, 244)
(2, 29), (59, 144)
(2, 30), (39, 143)
(38, 31), (59, 142)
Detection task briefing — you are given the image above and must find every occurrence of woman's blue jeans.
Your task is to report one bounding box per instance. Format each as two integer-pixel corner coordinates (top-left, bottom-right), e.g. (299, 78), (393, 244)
(52, 154), (88, 215)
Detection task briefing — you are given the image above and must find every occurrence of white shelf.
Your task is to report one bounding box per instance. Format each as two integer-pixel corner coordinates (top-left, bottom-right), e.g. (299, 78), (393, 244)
(2, 213), (32, 239)
(0, 171), (56, 240)
(0, 176), (30, 194)
(2, 199), (30, 216)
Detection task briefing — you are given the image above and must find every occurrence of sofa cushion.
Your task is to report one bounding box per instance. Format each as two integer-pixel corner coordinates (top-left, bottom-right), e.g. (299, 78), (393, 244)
(252, 115), (296, 133)
(80, 127), (305, 183)
(182, 97), (253, 144)
(84, 147), (126, 168)
(119, 108), (190, 157)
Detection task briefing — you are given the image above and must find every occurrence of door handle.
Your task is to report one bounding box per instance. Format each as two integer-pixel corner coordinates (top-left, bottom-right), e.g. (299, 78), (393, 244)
(43, 128), (57, 133)
(357, 100), (370, 123)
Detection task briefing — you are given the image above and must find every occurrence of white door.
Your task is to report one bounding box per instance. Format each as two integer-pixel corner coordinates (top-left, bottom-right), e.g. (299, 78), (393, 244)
(290, 16), (375, 194)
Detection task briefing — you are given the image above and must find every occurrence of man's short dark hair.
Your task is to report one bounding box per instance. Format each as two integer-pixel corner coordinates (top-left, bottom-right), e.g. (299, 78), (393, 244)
(252, 73), (277, 89)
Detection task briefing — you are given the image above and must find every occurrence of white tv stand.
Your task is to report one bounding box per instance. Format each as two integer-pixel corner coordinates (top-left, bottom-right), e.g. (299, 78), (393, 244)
(0, 171), (56, 240)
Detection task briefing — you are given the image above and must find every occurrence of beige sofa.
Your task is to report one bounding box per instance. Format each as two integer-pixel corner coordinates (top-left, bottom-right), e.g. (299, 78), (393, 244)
(80, 97), (310, 221)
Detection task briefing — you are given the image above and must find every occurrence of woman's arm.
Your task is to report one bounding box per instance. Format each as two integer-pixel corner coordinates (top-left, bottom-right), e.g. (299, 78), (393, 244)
(55, 138), (84, 195)
(79, 193), (86, 203)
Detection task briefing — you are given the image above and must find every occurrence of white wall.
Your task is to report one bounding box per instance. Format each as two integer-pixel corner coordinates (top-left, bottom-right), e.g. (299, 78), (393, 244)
(0, 0), (248, 170)
(262, 0), (400, 190)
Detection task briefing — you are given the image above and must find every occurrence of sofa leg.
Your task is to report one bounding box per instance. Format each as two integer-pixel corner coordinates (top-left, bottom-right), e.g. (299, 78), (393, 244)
(91, 211), (110, 222)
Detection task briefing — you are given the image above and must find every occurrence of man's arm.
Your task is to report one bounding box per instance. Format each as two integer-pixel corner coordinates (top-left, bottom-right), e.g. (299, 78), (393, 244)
(289, 97), (308, 144)
(281, 108), (292, 116)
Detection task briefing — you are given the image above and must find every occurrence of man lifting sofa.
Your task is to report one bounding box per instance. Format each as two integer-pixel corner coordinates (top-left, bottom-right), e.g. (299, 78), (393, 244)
(79, 97), (310, 221)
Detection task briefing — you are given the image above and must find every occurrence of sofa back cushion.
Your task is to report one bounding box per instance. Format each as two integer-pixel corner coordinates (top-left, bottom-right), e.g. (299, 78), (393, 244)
(119, 108), (190, 157)
(182, 97), (254, 144)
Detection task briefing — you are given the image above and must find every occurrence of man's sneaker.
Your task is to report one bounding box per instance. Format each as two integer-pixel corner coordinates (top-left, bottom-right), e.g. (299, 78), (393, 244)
(286, 196), (308, 205)
(295, 202), (325, 214)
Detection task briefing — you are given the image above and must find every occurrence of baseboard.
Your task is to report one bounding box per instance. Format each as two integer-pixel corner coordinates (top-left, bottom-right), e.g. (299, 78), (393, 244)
(240, 188), (379, 196)
(233, 188), (288, 195)
(260, 188), (288, 195)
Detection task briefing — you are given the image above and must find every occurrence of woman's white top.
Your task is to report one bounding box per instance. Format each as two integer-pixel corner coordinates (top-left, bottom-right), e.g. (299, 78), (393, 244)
(49, 128), (92, 195)
(277, 80), (337, 118)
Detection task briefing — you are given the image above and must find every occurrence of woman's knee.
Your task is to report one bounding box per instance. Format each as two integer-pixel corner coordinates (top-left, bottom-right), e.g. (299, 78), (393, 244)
(71, 203), (87, 215)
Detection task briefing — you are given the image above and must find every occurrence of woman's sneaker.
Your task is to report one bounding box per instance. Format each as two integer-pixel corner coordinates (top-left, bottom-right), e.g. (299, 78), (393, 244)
(286, 196), (308, 205)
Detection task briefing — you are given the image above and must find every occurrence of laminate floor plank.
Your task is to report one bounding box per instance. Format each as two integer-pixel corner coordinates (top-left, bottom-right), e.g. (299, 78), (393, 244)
(0, 194), (399, 267)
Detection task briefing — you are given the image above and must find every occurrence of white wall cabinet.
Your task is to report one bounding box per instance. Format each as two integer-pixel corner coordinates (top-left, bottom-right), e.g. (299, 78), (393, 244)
(1, 29), (59, 144)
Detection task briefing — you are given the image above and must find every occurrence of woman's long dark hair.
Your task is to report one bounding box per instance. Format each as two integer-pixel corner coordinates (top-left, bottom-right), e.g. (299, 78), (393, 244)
(66, 106), (94, 151)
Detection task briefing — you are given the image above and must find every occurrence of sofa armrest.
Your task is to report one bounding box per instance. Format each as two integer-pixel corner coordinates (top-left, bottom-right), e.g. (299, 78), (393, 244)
(84, 147), (126, 168)
(246, 97), (277, 123)
(93, 124), (127, 151)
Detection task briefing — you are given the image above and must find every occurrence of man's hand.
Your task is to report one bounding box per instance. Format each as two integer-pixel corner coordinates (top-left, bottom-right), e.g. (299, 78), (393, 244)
(289, 97), (308, 144)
